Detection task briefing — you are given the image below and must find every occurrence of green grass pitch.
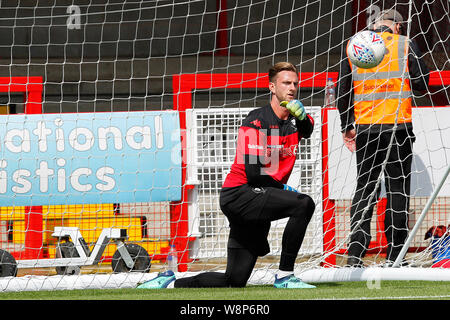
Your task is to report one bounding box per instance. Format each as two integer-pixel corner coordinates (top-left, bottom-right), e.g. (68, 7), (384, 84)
(1, 280), (449, 300)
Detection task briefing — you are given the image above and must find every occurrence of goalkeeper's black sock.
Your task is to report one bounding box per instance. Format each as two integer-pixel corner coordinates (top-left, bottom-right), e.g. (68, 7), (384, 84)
(276, 270), (294, 279)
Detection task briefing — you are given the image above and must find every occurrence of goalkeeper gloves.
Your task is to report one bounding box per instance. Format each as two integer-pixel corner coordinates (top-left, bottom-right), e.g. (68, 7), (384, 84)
(280, 100), (306, 121)
(283, 184), (299, 193)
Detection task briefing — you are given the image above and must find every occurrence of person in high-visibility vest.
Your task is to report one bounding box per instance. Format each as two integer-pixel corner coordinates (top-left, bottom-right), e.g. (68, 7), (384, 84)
(336, 9), (429, 267)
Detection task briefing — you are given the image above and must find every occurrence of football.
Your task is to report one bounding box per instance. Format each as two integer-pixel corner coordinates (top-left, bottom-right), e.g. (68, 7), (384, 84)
(346, 30), (386, 69)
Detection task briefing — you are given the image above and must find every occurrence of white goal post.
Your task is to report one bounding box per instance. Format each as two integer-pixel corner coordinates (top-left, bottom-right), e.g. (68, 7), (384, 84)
(184, 106), (324, 260)
(176, 72), (450, 283)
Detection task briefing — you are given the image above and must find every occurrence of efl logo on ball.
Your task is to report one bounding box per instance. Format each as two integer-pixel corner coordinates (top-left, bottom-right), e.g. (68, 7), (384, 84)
(347, 30), (386, 69)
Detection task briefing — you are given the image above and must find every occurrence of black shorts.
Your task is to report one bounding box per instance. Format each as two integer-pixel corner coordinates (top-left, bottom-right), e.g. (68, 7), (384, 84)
(220, 185), (271, 256)
(220, 185), (270, 222)
(220, 184), (310, 256)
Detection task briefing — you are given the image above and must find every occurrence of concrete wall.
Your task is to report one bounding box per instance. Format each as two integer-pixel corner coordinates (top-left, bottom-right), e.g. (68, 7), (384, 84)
(0, 1), (362, 113)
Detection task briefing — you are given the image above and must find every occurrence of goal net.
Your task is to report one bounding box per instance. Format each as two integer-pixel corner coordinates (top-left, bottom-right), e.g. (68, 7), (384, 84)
(0, 0), (449, 291)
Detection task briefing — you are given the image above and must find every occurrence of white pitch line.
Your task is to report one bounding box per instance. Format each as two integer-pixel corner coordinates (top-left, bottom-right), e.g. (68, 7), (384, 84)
(317, 295), (450, 300)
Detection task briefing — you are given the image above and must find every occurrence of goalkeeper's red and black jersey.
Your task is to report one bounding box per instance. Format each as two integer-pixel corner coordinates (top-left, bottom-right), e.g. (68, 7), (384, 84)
(222, 104), (314, 189)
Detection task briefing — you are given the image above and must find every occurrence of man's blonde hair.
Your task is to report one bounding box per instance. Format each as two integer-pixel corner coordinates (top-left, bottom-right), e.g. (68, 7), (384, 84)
(269, 62), (298, 83)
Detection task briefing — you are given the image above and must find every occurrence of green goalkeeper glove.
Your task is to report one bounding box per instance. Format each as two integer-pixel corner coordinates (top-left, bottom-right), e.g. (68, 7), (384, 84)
(280, 99), (306, 121)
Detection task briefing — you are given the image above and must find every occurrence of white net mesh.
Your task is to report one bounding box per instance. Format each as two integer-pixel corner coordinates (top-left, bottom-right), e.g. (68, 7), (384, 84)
(0, 1), (449, 291)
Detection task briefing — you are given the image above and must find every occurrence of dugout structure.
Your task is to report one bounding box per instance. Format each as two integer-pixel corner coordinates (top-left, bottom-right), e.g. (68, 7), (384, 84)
(0, 76), (179, 268)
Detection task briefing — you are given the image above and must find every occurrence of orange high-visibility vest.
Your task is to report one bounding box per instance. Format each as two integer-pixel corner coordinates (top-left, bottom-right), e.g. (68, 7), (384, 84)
(348, 32), (412, 125)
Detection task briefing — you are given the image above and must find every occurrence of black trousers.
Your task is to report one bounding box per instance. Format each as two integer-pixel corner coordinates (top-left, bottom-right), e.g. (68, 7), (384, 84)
(348, 129), (414, 262)
(174, 185), (315, 288)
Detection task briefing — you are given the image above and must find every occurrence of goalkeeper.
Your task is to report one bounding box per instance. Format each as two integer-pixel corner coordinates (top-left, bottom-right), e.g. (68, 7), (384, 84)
(138, 62), (316, 289)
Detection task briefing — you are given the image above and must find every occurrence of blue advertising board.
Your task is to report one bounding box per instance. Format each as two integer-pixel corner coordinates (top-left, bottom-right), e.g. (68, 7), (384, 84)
(0, 111), (182, 206)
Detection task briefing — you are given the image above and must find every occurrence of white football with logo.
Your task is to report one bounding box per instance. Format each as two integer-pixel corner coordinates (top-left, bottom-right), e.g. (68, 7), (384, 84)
(346, 30), (386, 69)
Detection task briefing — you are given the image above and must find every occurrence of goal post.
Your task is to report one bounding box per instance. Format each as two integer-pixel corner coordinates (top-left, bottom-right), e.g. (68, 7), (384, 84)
(173, 72), (334, 267)
(174, 71), (450, 280)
